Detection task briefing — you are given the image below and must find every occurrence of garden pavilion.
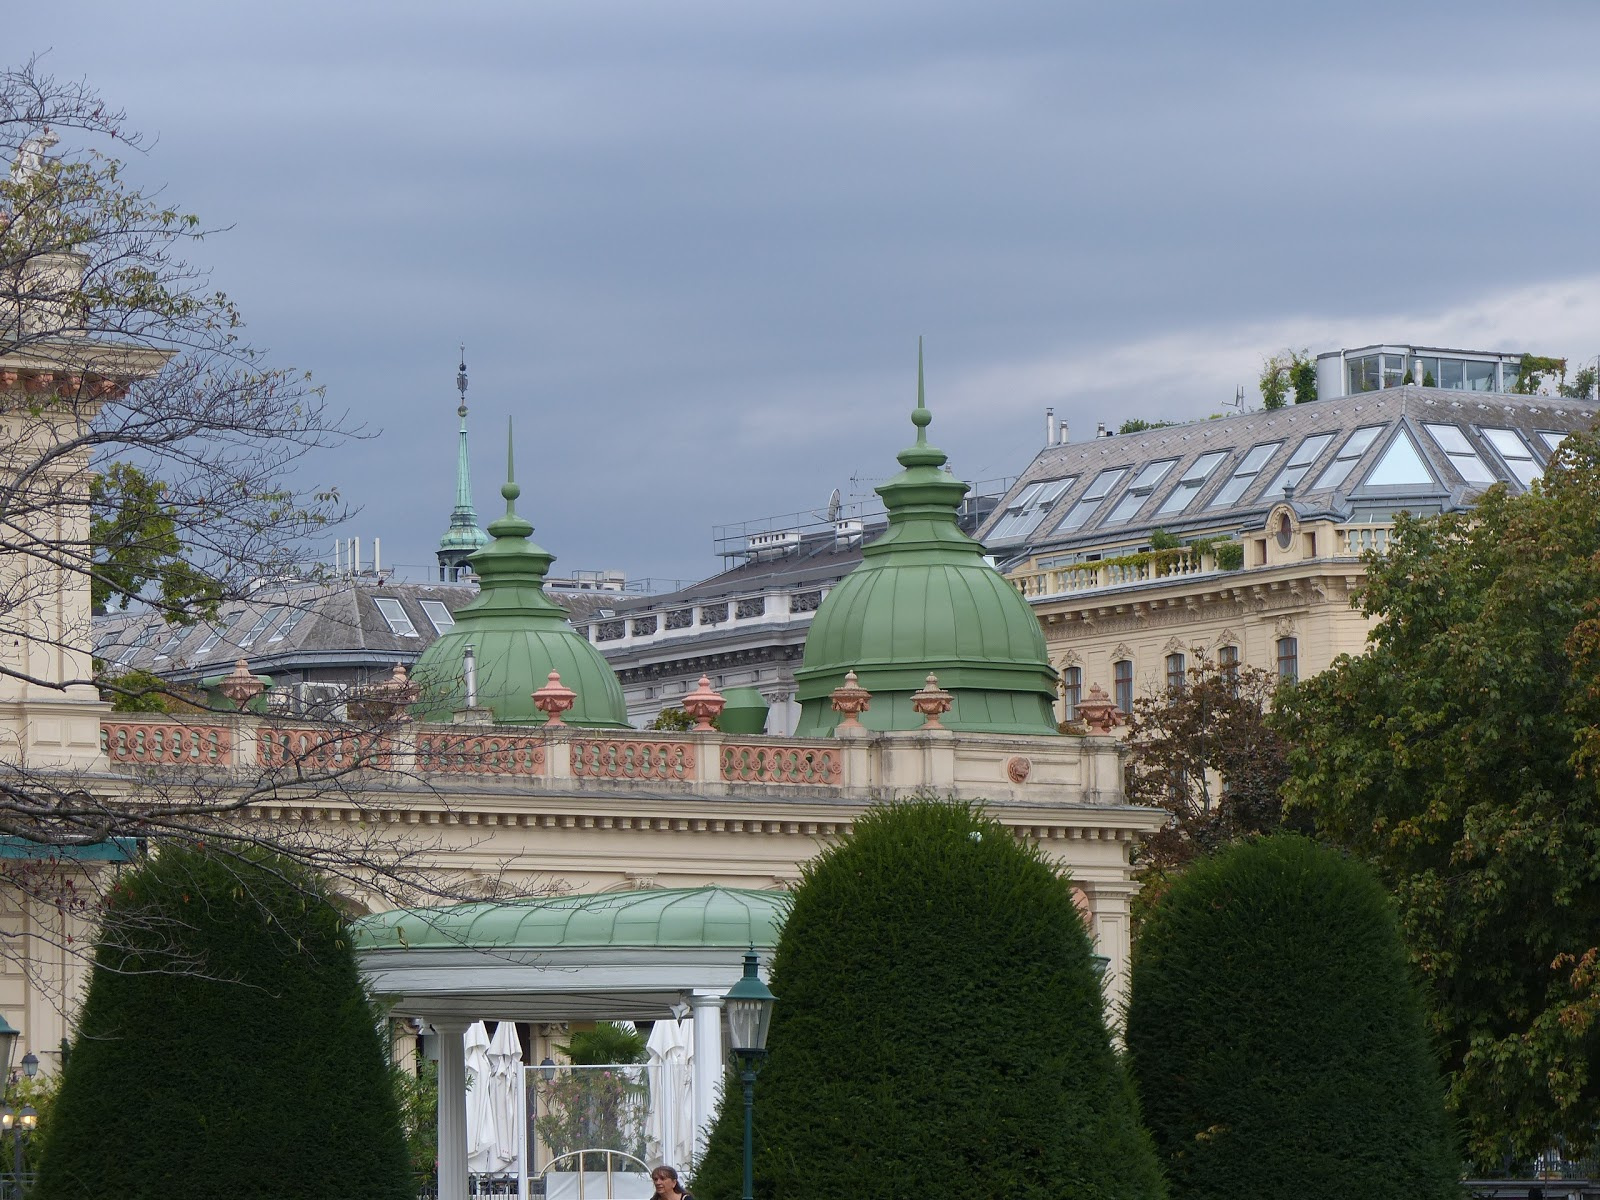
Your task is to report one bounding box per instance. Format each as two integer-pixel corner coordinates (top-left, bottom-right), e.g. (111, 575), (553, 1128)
(354, 885), (787, 1200)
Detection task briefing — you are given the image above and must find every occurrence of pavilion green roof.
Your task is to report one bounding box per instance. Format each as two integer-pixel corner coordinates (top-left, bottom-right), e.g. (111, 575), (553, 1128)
(351, 885), (791, 953)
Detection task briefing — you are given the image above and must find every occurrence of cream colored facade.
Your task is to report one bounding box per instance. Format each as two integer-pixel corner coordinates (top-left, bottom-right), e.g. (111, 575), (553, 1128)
(1011, 506), (1382, 716)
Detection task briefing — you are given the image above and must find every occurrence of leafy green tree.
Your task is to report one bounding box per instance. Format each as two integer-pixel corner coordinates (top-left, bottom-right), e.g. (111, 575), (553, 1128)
(1118, 418), (1178, 434)
(1124, 655), (1292, 886)
(33, 846), (412, 1200)
(1260, 349), (1316, 409)
(1126, 836), (1458, 1200)
(1275, 425), (1600, 1167)
(1560, 364), (1598, 400)
(90, 462), (220, 617)
(694, 798), (1165, 1200)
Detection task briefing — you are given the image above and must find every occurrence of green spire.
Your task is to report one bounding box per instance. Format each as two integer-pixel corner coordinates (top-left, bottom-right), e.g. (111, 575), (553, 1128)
(438, 351), (490, 562)
(896, 335), (946, 470)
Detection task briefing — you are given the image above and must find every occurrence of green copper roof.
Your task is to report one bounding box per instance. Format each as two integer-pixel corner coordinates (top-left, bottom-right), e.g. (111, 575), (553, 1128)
(411, 423), (628, 727)
(351, 886), (790, 952)
(438, 355), (490, 556)
(794, 342), (1059, 736)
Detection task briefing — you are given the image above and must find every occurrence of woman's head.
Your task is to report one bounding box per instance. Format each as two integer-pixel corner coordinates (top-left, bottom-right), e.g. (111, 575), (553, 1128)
(651, 1165), (683, 1195)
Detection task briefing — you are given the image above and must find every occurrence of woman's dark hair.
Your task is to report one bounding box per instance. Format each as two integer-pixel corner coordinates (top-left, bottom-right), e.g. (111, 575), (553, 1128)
(651, 1165), (684, 1194)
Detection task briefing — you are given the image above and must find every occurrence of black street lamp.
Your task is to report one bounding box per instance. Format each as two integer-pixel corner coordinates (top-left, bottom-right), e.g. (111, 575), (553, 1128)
(724, 951), (776, 1200)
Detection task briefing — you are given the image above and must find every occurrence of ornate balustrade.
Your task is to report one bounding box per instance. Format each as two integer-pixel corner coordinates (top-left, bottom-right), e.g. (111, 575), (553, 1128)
(720, 743), (842, 786)
(415, 731), (546, 776)
(101, 718), (234, 767)
(1012, 547), (1216, 599)
(571, 738), (695, 782)
(1339, 524), (1392, 555)
(258, 727), (387, 771)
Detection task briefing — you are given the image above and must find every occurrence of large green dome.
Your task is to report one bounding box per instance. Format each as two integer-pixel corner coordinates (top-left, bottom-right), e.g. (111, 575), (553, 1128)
(411, 434), (628, 728)
(794, 349), (1058, 736)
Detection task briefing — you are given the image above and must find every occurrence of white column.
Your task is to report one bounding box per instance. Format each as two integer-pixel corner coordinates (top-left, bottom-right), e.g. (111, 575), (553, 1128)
(690, 991), (724, 1160)
(434, 1017), (470, 1200)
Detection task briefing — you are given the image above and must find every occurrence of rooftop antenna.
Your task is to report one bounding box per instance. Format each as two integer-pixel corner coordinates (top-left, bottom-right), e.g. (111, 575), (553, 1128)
(826, 488), (841, 522)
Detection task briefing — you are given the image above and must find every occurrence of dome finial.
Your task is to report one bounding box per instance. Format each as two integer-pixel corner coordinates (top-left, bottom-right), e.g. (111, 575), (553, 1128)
(502, 416), (521, 513)
(912, 335), (931, 443)
(456, 346), (468, 418)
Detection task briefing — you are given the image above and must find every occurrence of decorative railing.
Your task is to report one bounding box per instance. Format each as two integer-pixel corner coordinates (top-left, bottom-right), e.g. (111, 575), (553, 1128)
(258, 727), (385, 771)
(102, 719), (233, 767)
(720, 743), (842, 785)
(571, 739), (695, 782)
(1012, 548), (1215, 599)
(1340, 524), (1392, 555)
(415, 732), (546, 776)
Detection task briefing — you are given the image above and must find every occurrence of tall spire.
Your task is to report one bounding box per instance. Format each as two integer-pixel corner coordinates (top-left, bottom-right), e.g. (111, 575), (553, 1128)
(435, 348), (490, 581)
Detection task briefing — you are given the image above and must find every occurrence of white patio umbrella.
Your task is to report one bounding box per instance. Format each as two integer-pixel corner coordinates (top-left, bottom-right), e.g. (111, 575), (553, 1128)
(486, 1020), (525, 1172)
(644, 1017), (696, 1171)
(464, 1021), (497, 1173)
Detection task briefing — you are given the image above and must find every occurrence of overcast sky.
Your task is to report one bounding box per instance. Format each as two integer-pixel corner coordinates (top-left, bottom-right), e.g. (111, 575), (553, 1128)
(14, 2), (1600, 583)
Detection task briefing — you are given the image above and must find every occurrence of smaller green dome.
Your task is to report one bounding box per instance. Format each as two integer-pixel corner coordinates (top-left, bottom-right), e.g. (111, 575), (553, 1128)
(718, 687), (770, 735)
(794, 344), (1058, 736)
(412, 427), (628, 727)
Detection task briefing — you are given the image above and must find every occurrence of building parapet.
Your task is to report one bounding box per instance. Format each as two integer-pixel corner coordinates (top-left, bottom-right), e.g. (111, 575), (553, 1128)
(1007, 521), (1394, 602)
(578, 585), (830, 650)
(98, 714), (1126, 805)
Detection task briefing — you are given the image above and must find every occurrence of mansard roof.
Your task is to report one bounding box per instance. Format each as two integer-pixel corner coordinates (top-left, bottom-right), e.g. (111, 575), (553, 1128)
(982, 387), (1598, 564)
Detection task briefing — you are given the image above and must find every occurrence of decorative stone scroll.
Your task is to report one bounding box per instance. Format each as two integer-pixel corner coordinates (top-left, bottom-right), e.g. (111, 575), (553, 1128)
(720, 744), (843, 786)
(101, 720), (232, 767)
(571, 738), (695, 782)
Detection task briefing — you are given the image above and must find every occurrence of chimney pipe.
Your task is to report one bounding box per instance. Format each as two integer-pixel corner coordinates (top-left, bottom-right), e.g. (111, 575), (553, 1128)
(1059, 420), (1069, 445)
(374, 537), (381, 574)
(463, 644), (478, 709)
(1096, 422), (1106, 438)
(1045, 407), (1057, 448)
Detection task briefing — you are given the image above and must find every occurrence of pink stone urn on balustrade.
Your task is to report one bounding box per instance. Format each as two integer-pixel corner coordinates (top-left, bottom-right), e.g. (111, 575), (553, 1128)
(531, 671), (577, 727)
(681, 675), (726, 731)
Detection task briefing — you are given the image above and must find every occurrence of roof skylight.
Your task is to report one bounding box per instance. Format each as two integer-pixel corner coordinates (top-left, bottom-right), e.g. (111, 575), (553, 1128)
(237, 606), (286, 649)
(267, 605), (311, 644)
(1054, 468), (1128, 533)
(1155, 451), (1228, 516)
(419, 599), (456, 635)
(195, 611), (243, 655)
(988, 477), (1075, 543)
(1207, 442), (1283, 508)
(1481, 427), (1541, 487)
(1362, 429), (1435, 487)
(151, 627), (188, 661)
(1104, 460), (1176, 524)
(1260, 434), (1335, 501)
(374, 597), (419, 638)
(1538, 430), (1570, 455)
(1311, 425), (1383, 492)
(1423, 423), (1496, 485)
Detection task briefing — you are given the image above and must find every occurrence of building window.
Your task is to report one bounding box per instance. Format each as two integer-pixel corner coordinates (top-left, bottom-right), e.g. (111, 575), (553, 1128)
(1061, 666), (1081, 721)
(1165, 652), (1186, 693)
(989, 477), (1075, 542)
(419, 599), (456, 634)
(1312, 425), (1383, 491)
(268, 605), (311, 644)
(1104, 460), (1177, 524)
(1113, 659), (1133, 715)
(237, 606), (286, 649)
(1276, 637), (1298, 683)
(373, 597), (418, 637)
(1155, 451), (1229, 516)
(1208, 442), (1284, 508)
(1054, 468), (1129, 534)
(196, 610), (243, 655)
(1260, 434), (1335, 500)
(1217, 644), (1239, 695)
(1423, 423), (1496, 485)
(1481, 427), (1541, 488)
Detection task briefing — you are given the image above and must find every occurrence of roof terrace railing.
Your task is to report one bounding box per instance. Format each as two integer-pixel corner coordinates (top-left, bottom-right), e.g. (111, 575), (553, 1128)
(574, 585), (831, 652)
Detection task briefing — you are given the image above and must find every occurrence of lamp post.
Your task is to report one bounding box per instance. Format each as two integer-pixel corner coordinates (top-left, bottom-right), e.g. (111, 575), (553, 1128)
(724, 951), (775, 1200)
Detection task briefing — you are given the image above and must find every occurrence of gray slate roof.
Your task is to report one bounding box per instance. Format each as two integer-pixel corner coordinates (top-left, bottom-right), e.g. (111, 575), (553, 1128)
(981, 386), (1597, 565)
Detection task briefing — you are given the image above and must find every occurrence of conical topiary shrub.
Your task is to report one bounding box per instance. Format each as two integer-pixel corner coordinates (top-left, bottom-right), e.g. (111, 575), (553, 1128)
(1125, 835), (1458, 1200)
(694, 798), (1165, 1199)
(35, 845), (412, 1200)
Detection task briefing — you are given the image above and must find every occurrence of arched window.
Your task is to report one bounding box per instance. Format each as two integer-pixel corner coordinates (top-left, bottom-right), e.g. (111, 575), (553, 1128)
(1114, 659), (1134, 715)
